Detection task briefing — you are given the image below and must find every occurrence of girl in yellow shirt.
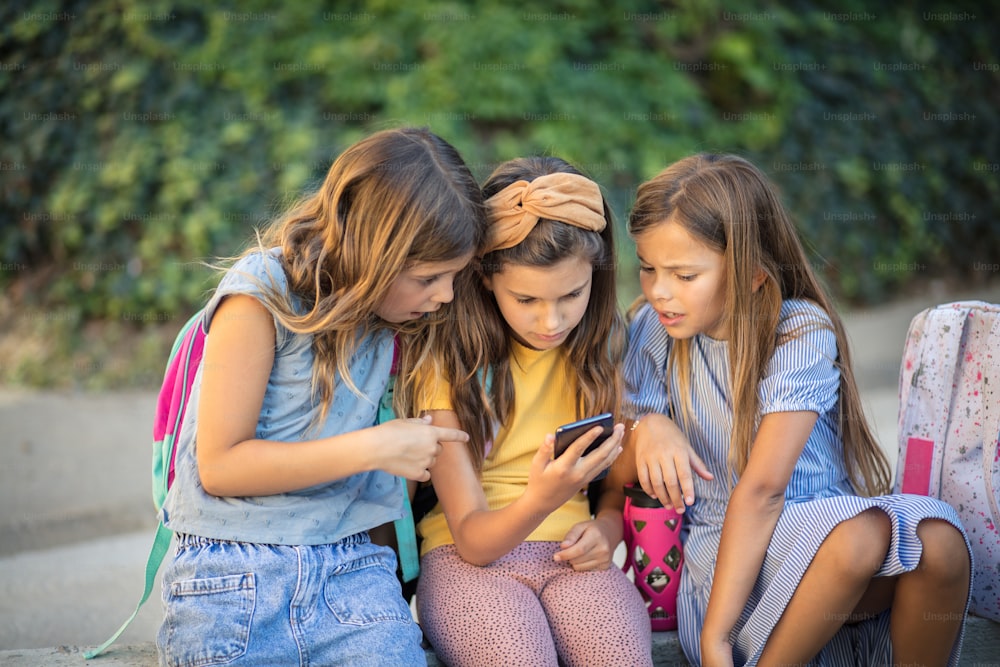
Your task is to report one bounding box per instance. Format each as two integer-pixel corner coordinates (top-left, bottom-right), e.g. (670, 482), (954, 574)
(412, 157), (653, 667)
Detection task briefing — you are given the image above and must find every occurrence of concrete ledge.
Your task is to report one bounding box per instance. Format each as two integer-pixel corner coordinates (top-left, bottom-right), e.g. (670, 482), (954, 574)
(0, 632), (685, 666)
(2, 617), (998, 666)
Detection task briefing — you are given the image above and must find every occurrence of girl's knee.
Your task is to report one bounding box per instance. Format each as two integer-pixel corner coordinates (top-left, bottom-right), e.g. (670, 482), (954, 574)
(915, 519), (970, 586)
(821, 509), (891, 578)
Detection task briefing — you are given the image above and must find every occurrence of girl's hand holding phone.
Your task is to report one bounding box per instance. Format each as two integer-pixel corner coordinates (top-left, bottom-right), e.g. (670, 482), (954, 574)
(524, 422), (624, 513)
(554, 418), (624, 484)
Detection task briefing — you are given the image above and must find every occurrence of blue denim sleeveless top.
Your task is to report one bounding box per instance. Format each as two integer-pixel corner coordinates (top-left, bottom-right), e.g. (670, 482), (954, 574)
(161, 250), (402, 544)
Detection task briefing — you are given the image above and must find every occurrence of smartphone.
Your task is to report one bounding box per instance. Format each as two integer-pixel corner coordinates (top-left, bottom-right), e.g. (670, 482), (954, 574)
(553, 412), (615, 459)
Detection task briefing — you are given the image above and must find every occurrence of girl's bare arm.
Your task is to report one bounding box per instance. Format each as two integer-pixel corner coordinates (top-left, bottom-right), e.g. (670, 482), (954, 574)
(700, 410), (818, 664)
(196, 295), (464, 497)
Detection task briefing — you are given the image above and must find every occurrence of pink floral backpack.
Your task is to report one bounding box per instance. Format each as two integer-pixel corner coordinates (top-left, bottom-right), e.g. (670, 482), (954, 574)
(895, 300), (1000, 621)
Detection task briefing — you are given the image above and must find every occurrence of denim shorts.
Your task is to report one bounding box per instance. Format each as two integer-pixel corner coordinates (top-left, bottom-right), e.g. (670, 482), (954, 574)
(157, 532), (425, 667)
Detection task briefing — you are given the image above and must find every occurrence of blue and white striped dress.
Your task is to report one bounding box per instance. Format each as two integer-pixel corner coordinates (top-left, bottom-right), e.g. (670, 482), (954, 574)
(624, 300), (972, 666)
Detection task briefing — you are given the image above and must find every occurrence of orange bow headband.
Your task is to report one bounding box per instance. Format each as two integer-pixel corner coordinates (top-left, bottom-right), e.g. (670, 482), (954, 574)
(483, 172), (606, 252)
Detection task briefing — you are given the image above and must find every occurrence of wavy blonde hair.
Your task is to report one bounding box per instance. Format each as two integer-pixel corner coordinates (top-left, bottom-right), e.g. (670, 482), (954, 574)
(629, 153), (890, 496)
(435, 157), (626, 471)
(235, 127), (485, 426)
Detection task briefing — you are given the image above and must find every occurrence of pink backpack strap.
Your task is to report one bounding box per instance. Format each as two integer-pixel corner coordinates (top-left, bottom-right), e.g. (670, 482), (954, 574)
(154, 311), (206, 496)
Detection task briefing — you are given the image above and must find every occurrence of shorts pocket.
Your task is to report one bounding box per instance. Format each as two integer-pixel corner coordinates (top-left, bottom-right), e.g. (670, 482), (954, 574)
(162, 573), (255, 667)
(324, 554), (413, 625)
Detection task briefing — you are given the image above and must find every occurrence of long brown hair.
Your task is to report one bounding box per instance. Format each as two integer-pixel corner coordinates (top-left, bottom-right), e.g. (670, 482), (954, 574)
(629, 153), (890, 496)
(242, 127), (485, 425)
(439, 157), (626, 470)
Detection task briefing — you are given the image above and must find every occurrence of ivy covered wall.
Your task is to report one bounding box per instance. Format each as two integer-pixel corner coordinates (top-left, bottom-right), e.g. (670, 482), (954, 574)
(1, 0), (997, 385)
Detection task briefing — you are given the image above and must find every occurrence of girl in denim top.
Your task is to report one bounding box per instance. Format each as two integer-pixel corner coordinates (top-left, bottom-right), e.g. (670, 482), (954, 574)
(157, 128), (485, 666)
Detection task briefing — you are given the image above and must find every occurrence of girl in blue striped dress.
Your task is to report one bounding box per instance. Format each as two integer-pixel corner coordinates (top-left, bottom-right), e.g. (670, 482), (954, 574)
(613, 154), (972, 666)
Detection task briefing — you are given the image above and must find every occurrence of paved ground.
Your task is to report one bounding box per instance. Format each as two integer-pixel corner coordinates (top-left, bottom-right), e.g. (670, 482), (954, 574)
(2, 285), (999, 656)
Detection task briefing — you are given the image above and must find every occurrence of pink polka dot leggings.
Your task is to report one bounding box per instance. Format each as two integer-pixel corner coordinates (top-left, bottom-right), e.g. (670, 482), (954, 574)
(416, 542), (653, 667)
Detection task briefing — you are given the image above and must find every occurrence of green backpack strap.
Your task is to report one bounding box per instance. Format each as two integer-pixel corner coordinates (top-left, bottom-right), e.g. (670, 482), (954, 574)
(82, 522), (172, 659)
(377, 371), (421, 583)
(393, 491), (420, 583)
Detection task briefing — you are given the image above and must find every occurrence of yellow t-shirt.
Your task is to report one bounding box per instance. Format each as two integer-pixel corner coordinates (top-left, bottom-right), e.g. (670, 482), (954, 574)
(417, 340), (592, 555)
